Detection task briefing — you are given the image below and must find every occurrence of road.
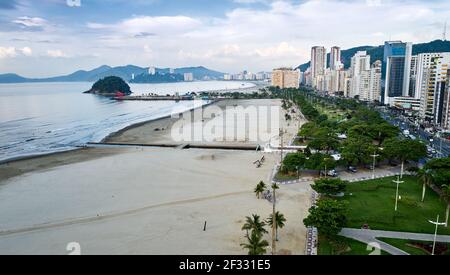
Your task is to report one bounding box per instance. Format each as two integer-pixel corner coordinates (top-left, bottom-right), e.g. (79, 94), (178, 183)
(340, 228), (450, 255)
(379, 109), (450, 158)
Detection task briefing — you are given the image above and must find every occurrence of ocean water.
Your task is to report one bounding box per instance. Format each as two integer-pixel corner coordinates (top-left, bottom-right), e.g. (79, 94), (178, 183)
(0, 81), (255, 162)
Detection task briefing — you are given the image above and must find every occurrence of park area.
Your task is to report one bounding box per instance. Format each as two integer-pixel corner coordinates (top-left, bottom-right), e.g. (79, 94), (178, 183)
(338, 176), (450, 235)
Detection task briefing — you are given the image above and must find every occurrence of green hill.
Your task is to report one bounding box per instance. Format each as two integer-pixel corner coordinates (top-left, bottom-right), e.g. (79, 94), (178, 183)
(85, 76), (131, 96)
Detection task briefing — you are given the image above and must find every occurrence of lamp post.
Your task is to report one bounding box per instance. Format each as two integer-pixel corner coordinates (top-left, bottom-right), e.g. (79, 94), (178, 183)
(393, 176), (404, 212)
(428, 215), (446, 255)
(371, 151), (380, 179)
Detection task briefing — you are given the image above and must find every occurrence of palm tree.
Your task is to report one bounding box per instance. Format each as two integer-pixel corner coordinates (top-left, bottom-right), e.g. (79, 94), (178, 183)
(271, 183), (280, 255)
(241, 214), (268, 238)
(442, 184), (450, 228)
(267, 211), (287, 241)
(417, 168), (433, 202)
(240, 230), (269, 255)
(254, 181), (266, 199)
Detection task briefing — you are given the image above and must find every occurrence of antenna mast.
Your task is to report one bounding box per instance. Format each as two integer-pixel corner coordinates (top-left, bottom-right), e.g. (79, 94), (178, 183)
(444, 21), (447, 41)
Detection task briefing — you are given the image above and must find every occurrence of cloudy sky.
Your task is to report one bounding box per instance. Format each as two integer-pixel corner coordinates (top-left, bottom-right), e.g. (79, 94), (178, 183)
(0, 0), (448, 77)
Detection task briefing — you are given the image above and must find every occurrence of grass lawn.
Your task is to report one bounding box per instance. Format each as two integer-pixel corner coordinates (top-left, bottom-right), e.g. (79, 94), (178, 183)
(319, 235), (390, 255)
(377, 238), (450, 255)
(338, 176), (450, 235)
(273, 171), (299, 182)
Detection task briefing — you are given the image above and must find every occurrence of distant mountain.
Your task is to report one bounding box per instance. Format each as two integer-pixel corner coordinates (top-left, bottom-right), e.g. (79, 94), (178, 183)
(297, 40), (450, 71)
(0, 65), (225, 83)
(0, 73), (31, 83)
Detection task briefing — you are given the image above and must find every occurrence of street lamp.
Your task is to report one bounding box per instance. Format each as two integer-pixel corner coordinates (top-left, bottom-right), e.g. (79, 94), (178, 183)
(393, 176), (404, 212)
(428, 215), (446, 255)
(371, 151), (380, 179)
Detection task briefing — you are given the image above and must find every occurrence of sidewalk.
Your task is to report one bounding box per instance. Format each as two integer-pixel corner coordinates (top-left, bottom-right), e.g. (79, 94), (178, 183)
(340, 228), (450, 255)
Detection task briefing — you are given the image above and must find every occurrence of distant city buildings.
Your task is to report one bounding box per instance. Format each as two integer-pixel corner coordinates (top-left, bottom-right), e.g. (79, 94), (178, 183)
(298, 40), (450, 130)
(223, 71), (271, 81)
(272, 68), (300, 89)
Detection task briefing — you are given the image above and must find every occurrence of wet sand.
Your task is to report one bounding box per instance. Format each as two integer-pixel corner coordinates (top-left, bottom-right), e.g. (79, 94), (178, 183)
(0, 99), (311, 255)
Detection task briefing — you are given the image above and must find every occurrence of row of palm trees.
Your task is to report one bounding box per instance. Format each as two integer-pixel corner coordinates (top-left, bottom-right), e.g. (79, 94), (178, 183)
(240, 181), (287, 255)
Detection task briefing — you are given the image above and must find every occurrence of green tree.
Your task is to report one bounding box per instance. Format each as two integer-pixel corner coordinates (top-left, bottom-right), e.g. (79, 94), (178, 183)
(241, 214), (268, 238)
(240, 230), (269, 255)
(282, 153), (306, 173)
(371, 122), (400, 145)
(303, 199), (348, 237)
(341, 137), (376, 167)
(424, 157), (450, 187)
(305, 153), (336, 175)
(384, 138), (427, 177)
(267, 211), (287, 241)
(311, 178), (347, 196)
(90, 76), (131, 95)
(254, 181), (267, 199)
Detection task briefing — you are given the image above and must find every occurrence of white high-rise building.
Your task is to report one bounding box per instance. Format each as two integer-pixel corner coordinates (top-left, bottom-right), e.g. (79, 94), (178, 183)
(417, 53), (450, 124)
(330, 46), (341, 70)
(311, 46), (327, 89)
(349, 51), (371, 98)
(148, 66), (156, 75)
(184, 73), (194, 82)
(169, 68), (175, 74)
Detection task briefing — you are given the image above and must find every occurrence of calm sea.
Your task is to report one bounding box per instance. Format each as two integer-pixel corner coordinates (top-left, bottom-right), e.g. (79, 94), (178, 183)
(0, 81), (255, 162)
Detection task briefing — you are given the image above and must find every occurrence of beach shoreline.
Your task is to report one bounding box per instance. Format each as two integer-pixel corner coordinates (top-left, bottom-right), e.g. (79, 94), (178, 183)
(0, 98), (311, 255)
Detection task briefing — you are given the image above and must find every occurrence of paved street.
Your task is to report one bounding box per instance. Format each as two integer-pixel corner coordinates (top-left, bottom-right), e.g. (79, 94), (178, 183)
(340, 228), (450, 255)
(379, 110), (450, 158)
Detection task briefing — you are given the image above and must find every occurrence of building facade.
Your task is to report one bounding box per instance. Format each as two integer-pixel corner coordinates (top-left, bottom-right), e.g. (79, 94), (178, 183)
(272, 68), (300, 89)
(383, 41), (413, 105)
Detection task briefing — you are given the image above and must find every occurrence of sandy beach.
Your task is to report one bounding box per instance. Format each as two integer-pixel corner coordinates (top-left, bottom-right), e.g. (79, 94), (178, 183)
(0, 99), (311, 255)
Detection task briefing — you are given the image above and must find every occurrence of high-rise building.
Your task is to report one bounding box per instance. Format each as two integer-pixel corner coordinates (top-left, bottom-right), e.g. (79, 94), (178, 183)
(169, 68), (175, 74)
(349, 51), (371, 98)
(419, 53), (450, 125)
(311, 46), (327, 89)
(442, 69), (450, 129)
(148, 66), (156, 75)
(184, 73), (194, 82)
(272, 68), (300, 89)
(367, 60), (382, 102)
(383, 41), (413, 105)
(330, 46), (341, 70)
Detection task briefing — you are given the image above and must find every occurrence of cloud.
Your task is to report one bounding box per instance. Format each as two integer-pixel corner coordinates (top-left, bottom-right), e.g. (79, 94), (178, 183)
(12, 16), (48, 31)
(0, 46), (33, 58)
(87, 15), (201, 37)
(20, 46), (32, 56)
(46, 49), (68, 58)
(2, 0), (450, 76)
(0, 47), (17, 58)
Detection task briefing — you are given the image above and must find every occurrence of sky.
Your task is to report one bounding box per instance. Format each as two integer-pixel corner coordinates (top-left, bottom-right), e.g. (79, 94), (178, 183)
(0, 0), (449, 77)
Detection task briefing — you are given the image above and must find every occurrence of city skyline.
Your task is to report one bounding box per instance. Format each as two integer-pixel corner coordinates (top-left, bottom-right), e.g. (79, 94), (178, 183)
(0, 0), (449, 77)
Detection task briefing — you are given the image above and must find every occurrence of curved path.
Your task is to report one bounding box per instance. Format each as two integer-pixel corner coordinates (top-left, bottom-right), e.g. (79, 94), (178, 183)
(340, 228), (450, 255)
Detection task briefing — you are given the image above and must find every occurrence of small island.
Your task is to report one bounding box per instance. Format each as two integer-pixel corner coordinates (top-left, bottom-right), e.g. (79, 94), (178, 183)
(84, 76), (132, 96)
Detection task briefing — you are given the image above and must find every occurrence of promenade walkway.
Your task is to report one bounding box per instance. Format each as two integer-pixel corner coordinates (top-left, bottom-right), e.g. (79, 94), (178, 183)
(340, 228), (450, 255)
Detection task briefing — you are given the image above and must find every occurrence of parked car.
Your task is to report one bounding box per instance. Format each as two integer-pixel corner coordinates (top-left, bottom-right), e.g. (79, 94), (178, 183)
(348, 166), (358, 173)
(321, 169), (338, 177)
